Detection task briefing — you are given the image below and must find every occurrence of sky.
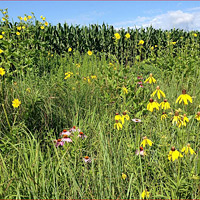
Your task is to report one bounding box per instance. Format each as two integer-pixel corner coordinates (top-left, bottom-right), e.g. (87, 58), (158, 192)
(1, 1), (200, 30)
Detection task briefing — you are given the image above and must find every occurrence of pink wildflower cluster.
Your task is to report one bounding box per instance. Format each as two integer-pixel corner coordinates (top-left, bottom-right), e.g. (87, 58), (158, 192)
(137, 75), (144, 88)
(54, 126), (87, 147)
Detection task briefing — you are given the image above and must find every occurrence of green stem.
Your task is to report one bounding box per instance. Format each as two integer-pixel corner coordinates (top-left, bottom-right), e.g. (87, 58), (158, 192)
(2, 104), (11, 130)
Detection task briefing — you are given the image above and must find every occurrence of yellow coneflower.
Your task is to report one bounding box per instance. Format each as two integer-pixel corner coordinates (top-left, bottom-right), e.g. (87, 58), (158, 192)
(168, 146), (183, 161)
(161, 112), (168, 120)
(151, 86), (166, 99)
(181, 144), (196, 155)
(176, 89), (192, 105)
(141, 136), (153, 147)
(172, 111), (181, 126)
(195, 112), (200, 121)
(121, 111), (130, 124)
(114, 120), (123, 130)
(147, 98), (159, 112)
(160, 99), (170, 110)
(144, 73), (156, 84)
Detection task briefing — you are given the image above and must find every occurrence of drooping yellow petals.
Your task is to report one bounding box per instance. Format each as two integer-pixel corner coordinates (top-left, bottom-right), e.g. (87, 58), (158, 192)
(141, 136), (153, 148)
(168, 147), (183, 161)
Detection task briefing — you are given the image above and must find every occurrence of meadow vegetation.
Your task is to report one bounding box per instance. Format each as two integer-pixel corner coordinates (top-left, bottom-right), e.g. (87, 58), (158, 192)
(0, 9), (200, 199)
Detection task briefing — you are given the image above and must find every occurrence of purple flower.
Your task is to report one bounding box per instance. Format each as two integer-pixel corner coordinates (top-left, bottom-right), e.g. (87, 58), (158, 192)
(70, 126), (81, 133)
(83, 156), (92, 163)
(54, 139), (64, 147)
(78, 132), (87, 139)
(135, 147), (145, 156)
(62, 135), (73, 143)
(60, 129), (71, 136)
(137, 76), (143, 80)
(137, 81), (143, 85)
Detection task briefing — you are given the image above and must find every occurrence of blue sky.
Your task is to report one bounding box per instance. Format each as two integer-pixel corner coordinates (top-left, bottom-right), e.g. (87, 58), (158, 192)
(1, 1), (200, 30)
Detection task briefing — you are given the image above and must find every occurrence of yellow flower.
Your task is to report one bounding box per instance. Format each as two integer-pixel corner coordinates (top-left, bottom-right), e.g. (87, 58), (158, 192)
(87, 51), (92, 56)
(114, 120), (123, 130)
(138, 40), (144, 45)
(122, 87), (128, 94)
(195, 112), (200, 121)
(151, 46), (154, 50)
(12, 99), (21, 108)
(76, 63), (81, 68)
(172, 111), (181, 126)
(45, 21), (48, 26)
(68, 47), (72, 52)
(121, 111), (130, 124)
(22, 26), (25, 29)
(24, 17), (27, 21)
(0, 49), (4, 54)
(26, 88), (31, 93)
(0, 67), (5, 76)
(125, 33), (130, 39)
(115, 113), (122, 121)
(17, 26), (21, 30)
(19, 16), (23, 20)
(16, 32), (20, 36)
(42, 17), (46, 21)
(182, 114), (189, 126)
(91, 75), (97, 79)
(87, 76), (91, 84)
(151, 86), (166, 99)
(144, 73), (156, 84)
(28, 15), (32, 20)
(160, 99), (170, 110)
(0, 35), (3, 39)
(2, 32), (5, 35)
(114, 33), (121, 40)
(181, 144), (196, 155)
(40, 26), (45, 30)
(64, 72), (73, 79)
(176, 89), (192, 105)
(141, 136), (153, 148)
(122, 173), (127, 180)
(147, 98), (159, 112)
(155, 45), (158, 47)
(168, 147), (183, 161)
(2, 17), (5, 21)
(193, 33), (197, 37)
(141, 189), (150, 199)
(161, 112), (167, 120)
(40, 15), (43, 19)
(170, 42), (176, 45)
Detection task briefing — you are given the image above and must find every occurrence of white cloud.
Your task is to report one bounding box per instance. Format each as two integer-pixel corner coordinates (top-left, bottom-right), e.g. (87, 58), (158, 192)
(114, 9), (200, 30)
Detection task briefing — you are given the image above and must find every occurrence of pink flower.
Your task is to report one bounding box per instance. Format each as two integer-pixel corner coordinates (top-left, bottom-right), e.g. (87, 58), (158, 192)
(78, 132), (87, 139)
(137, 76), (143, 80)
(139, 85), (144, 88)
(83, 156), (92, 163)
(70, 126), (81, 133)
(62, 135), (73, 143)
(54, 139), (64, 147)
(137, 81), (143, 85)
(135, 147), (145, 156)
(60, 129), (71, 136)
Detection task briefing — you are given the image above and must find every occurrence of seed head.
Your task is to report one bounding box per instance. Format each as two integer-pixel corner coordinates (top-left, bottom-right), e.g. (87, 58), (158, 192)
(182, 89), (186, 94)
(171, 146), (175, 151)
